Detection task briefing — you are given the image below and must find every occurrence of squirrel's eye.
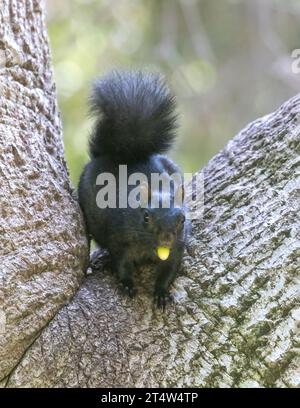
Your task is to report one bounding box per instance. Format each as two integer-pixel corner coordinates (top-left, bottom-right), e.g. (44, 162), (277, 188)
(144, 211), (150, 223)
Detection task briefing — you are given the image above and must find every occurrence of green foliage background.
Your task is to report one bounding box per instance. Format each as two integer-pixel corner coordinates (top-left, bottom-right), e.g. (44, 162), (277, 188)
(46, 0), (300, 185)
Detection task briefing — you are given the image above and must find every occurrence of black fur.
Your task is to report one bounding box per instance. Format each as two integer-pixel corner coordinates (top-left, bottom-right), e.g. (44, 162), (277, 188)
(79, 70), (187, 309)
(89, 70), (177, 162)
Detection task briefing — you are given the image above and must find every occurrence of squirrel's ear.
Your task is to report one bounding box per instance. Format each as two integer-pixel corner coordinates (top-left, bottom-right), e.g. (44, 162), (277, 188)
(174, 183), (185, 207)
(140, 181), (150, 208)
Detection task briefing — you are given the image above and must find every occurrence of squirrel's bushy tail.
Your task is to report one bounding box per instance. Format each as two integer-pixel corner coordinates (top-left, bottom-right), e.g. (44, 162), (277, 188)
(89, 70), (177, 162)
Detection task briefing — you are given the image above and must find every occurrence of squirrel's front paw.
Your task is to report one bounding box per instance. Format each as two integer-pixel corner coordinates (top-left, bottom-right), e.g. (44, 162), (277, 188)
(120, 279), (137, 298)
(154, 289), (172, 311)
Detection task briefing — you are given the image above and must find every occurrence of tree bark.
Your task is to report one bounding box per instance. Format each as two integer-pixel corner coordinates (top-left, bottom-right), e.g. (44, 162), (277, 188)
(0, 0), (88, 382)
(1, 0), (300, 388)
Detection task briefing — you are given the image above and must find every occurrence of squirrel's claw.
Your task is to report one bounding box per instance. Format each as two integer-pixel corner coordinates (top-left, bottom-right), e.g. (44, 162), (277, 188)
(154, 291), (171, 311)
(120, 280), (137, 298)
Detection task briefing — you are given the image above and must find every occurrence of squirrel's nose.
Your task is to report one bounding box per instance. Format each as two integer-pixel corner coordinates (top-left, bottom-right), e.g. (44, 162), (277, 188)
(159, 232), (173, 247)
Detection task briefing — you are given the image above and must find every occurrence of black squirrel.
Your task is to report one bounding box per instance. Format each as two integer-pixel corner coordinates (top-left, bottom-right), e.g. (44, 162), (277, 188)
(78, 70), (188, 309)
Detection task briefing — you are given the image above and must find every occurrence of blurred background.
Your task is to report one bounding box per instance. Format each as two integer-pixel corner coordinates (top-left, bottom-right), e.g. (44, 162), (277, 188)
(46, 0), (300, 185)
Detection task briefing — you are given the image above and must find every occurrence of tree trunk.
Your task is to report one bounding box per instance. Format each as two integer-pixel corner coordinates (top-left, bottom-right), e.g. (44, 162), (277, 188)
(0, 0), (88, 383)
(1, 0), (299, 388)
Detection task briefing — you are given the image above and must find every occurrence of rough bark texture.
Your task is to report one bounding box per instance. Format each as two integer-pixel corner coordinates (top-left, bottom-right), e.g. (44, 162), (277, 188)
(0, 0), (88, 382)
(1, 0), (299, 389)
